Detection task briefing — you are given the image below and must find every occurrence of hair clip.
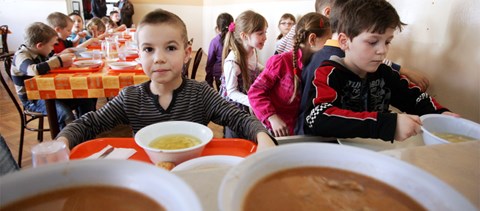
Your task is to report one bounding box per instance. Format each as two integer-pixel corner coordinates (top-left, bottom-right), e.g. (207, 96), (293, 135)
(228, 22), (235, 32)
(319, 18), (324, 28)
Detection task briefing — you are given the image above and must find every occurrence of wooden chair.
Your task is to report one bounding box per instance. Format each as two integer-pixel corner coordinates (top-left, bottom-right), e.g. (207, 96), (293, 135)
(182, 38), (194, 78)
(0, 25), (49, 167)
(0, 25), (14, 73)
(190, 48), (203, 79)
(183, 57), (192, 78)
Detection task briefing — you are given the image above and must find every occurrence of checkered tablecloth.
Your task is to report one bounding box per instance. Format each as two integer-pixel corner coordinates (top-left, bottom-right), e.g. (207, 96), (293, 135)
(25, 69), (149, 100)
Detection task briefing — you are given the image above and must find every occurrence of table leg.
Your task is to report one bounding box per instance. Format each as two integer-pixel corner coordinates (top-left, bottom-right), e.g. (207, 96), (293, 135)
(45, 99), (60, 139)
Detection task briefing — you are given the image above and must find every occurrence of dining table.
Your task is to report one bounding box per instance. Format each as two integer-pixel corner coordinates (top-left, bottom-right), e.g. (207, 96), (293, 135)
(24, 56), (149, 139)
(69, 135), (479, 210)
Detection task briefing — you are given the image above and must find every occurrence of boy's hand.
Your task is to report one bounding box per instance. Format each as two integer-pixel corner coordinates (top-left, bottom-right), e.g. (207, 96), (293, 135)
(117, 24), (127, 31)
(55, 136), (71, 150)
(268, 114), (289, 137)
(59, 53), (75, 67)
(256, 132), (276, 152)
(400, 67), (430, 92)
(442, 111), (460, 117)
(77, 31), (87, 39)
(60, 48), (76, 54)
(394, 114), (422, 141)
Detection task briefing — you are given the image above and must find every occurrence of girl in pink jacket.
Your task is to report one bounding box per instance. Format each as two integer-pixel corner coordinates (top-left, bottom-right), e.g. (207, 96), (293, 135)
(248, 13), (331, 137)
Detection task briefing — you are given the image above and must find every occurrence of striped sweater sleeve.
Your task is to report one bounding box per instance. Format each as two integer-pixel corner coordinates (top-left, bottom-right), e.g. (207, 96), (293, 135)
(58, 80), (269, 148)
(12, 51), (61, 76)
(200, 82), (268, 143)
(275, 25), (296, 54)
(57, 89), (130, 148)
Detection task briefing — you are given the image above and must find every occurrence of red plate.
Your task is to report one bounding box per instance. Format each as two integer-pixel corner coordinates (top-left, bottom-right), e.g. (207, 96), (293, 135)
(70, 138), (257, 164)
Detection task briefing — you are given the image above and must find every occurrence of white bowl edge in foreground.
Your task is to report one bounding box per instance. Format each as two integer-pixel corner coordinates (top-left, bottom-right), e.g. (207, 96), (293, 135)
(0, 159), (202, 211)
(218, 143), (476, 211)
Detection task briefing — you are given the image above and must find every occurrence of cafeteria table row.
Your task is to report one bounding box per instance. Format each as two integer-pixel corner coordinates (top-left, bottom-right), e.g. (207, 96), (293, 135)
(24, 61), (149, 138)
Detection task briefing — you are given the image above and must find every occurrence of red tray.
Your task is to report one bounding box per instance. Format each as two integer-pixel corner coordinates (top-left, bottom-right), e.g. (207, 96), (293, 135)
(86, 44), (102, 50)
(70, 138), (257, 164)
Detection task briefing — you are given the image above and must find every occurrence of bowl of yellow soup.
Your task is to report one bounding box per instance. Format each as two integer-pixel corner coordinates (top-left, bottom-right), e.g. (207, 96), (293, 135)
(134, 121), (213, 165)
(420, 114), (480, 145)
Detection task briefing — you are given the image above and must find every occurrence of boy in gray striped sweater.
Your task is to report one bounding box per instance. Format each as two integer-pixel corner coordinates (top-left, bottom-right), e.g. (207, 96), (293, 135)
(56, 9), (277, 151)
(11, 22), (77, 129)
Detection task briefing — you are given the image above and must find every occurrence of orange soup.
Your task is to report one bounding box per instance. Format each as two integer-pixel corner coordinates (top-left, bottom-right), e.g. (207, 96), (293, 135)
(244, 167), (426, 211)
(1, 185), (166, 210)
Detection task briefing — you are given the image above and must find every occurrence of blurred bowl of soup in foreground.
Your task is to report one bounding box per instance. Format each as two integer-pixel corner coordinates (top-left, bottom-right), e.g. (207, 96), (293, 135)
(135, 121), (213, 165)
(0, 159), (201, 211)
(218, 143), (475, 211)
(420, 114), (480, 145)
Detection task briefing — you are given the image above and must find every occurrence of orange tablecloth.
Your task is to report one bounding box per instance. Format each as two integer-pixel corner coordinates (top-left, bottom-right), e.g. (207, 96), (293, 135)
(24, 61), (149, 139)
(24, 64), (149, 100)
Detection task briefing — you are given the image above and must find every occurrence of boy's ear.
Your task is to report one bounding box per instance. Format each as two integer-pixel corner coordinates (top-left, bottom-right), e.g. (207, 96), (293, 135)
(322, 6), (331, 17)
(54, 26), (62, 33)
(35, 42), (44, 50)
(184, 45), (192, 64)
(338, 32), (349, 51)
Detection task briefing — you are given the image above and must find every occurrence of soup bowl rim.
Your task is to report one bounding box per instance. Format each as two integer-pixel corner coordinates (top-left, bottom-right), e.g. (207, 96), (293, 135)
(134, 121), (213, 153)
(0, 159), (202, 211)
(218, 142), (476, 211)
(420, 114), (480, 144)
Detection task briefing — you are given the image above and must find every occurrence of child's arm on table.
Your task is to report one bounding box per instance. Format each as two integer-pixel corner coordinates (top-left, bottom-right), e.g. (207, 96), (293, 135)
(256, 132), (276, 152)
(399, 67), (429, 92)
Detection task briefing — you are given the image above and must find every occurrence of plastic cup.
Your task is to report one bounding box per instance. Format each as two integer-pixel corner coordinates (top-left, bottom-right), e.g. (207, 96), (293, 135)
(31, 141), (69, 167)
(92, 50), (102, 61)
(117, 46), (126, 61)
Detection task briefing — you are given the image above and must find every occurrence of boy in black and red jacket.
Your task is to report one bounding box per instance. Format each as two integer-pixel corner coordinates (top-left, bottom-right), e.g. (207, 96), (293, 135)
(304, 0), (459, 142)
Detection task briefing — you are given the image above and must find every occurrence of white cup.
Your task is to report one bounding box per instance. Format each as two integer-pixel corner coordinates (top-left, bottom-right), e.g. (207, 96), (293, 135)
(31, 141), (70, 167)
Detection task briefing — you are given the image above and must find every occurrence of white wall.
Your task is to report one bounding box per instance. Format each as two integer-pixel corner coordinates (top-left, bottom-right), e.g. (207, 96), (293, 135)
(388, 0), (480, 123)
(0, 0), (68, 51)
(1, 0), (478, 123)
(132, 4), (204, 51)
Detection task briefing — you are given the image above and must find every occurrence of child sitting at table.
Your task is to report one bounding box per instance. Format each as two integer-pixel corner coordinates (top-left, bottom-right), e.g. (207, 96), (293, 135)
(11, 22), (79, 129)
(86, 17), (114, 40)
(55, 9), (277, 151)
(101, 16), (127, 34)
(110, 10), (121, 27)
(46, 12), (96, 54)
(304, 0), (459, 142)
(46, 12), (98, 116)
(67, 12), (89, 45)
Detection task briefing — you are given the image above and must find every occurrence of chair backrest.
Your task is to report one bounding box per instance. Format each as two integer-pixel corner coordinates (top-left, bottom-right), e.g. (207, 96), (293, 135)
(0, 63), (24, 124)
(183, 57), (192, 78)
(191, 48), (203, 80)
(1, 25), (10, 54)
(1, 25), (14, 76)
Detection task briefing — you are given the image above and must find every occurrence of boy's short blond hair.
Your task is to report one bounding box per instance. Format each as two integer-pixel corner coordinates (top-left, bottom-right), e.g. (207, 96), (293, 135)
(136, 9), (189, 47)
(24, 22), (57, 47)
(46, 12), (72, 29)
